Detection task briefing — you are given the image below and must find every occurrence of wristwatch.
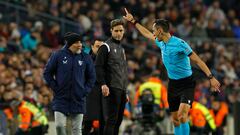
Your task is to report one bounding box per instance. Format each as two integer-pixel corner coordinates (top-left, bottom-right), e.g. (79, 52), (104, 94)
(207, 74), (213, 79)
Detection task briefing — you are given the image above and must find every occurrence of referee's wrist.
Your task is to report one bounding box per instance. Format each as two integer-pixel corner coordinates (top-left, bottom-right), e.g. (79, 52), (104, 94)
(207, 74), (214, 80)
(133, 20), (138, 25)
(131, 19), (137, 25)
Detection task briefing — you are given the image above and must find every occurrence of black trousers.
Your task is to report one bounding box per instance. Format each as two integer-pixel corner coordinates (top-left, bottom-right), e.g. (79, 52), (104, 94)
(100, 87), (126, 135)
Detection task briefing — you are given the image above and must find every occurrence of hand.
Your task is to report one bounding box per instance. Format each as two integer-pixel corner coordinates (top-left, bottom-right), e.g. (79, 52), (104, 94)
(123, 8), (135, 23)
(210, 77), (221, 92)
(101, 85), (110, 96)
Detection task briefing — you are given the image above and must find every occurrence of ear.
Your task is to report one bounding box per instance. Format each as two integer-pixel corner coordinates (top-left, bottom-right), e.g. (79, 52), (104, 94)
(158, 28), (163, 35)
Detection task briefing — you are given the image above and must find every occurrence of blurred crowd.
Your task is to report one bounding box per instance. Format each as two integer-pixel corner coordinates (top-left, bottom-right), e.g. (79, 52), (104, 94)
(0, 0), (240, 134)
(2, 0), (240, 39)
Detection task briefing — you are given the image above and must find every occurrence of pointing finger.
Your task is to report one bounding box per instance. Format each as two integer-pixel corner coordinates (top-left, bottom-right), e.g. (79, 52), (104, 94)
(215, 87), (220, 92)
(124, 8), (129, 14)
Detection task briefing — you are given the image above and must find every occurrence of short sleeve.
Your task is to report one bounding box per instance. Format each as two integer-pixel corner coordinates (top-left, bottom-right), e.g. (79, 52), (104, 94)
(155, 38), (163, 49)
(180, 40), (193, 56)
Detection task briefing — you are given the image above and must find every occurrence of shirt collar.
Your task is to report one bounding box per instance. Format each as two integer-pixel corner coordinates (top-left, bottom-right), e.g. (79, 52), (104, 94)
(111, 37), (121, 44)
(164, 36), (174, 44)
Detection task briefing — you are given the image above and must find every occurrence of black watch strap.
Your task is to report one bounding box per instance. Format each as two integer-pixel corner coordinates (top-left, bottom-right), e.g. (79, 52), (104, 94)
(133, 20), (138, 25)
(207, 74), (213, 79)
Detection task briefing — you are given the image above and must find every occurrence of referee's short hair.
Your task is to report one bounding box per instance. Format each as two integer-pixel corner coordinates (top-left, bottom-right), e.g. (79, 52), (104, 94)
(154, 19), (170, 32)
(111, 19), (124, 29)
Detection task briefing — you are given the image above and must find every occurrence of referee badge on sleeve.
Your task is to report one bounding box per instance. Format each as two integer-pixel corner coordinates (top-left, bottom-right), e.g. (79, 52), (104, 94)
(185, 48), (191, 53)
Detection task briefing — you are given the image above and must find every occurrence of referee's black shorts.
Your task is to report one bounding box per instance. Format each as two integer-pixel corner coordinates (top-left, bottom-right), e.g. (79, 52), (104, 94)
(168, 75), (196, 112)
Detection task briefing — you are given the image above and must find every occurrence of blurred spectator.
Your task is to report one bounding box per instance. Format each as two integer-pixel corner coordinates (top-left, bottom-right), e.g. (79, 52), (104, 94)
(92, 19), (105, 39)
(0, 36), (7, 52)
(9, 22), (21, 41)
(21, 28), (41, 51)
(4, 91), (48, 135)
(190, 101), (216, 135)
(23, 82), (37, 105)
(206, 1), (226, 28)
(190, 17), (208, 38)
(43, 22), (60, 49)
(232, 18), (240, 38)
(206, 19), (221, 38)
(78, 14), (92, 32)
(210, 95), (229, 135)
(0, 23), (9, 39)
(177, 17), (192, 38)
(19, 21), (32, 38)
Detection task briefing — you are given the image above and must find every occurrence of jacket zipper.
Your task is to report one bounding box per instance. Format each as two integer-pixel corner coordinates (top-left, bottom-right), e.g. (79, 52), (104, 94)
(69, 54), (74, 114)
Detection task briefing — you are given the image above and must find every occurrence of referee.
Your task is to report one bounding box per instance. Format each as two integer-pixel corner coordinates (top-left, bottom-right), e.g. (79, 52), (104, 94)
(124, 9), (220, 135)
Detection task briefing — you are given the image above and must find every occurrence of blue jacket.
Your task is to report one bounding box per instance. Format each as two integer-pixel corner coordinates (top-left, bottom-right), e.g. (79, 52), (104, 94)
(21, 34), (38, 51)
(43, 46), (96, 114)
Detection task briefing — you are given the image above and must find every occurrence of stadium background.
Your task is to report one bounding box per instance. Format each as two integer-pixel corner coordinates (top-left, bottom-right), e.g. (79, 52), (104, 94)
(0, 0), (240, 135)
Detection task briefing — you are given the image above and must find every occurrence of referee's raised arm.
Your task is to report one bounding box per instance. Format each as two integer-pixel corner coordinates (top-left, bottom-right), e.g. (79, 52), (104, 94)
(123, 8), (155, 41)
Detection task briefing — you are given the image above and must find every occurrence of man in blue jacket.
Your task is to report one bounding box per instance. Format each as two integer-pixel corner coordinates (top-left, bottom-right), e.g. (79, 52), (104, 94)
(43, 32), (96, 135)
